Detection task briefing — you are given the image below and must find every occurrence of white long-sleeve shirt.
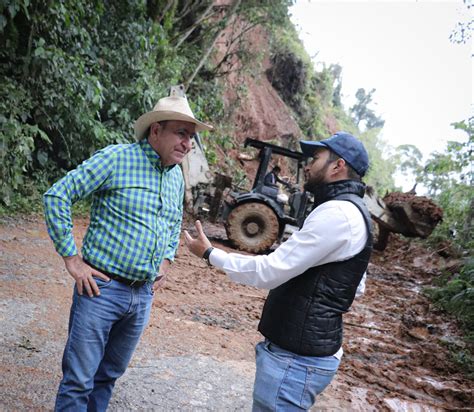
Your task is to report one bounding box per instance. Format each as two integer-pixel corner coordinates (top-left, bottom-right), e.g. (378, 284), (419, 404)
(210, 200), (368, 289)
(209, 199), (369, 358)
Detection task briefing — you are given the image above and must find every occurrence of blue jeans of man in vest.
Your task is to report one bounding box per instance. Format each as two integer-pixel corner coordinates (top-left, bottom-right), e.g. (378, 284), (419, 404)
(252, 340), (340, 411)
(54, 277), (154, 412)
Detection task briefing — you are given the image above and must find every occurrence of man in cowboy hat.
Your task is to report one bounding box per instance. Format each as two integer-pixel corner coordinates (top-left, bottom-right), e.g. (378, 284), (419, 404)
(185, 131), (372, 410)
(44, 94), (212, 411)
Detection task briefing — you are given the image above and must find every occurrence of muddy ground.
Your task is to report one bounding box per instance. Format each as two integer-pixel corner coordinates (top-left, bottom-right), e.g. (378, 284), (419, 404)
(0, 215), (472, 411)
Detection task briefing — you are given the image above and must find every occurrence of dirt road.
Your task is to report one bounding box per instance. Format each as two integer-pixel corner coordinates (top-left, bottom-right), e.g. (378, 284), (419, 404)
(0, 215), (472, 410)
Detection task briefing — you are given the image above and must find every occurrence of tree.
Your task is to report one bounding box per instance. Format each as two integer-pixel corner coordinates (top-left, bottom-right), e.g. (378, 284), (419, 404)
(350, 88), (385, 130)
(392, 144), (424, 187)
(0, 0), (183, 205)
(450, 0), (473, 45)
(424, 120), (473, 248)
(184, 0), (241, 88)
(329, 64), (343, 108)
(359, 128), (397, 194)
(398, 118), (474, 251)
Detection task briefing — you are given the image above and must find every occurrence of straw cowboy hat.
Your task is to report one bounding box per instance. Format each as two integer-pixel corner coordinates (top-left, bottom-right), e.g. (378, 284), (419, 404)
(134, 96), (213, 140)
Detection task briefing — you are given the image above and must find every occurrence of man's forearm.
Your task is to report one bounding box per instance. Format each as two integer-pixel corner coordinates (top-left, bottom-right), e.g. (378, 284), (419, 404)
(43, 192), (78, 257)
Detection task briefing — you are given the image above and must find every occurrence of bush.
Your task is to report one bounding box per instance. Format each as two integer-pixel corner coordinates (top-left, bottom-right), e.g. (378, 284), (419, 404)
(0, 0), (182, 206)
(427, 259), (474, 341)
(425, 258), (474, 376)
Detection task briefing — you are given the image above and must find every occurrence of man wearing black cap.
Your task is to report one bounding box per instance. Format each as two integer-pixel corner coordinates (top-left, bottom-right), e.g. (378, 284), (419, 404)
(185, 131), (372, 411)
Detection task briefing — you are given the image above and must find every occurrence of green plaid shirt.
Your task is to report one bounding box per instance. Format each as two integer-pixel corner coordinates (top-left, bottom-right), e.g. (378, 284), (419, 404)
(43, 139), (184, 281)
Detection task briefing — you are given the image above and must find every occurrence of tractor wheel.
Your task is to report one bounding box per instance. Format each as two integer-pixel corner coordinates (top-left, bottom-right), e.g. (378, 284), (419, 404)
(225, 203), (280, 254)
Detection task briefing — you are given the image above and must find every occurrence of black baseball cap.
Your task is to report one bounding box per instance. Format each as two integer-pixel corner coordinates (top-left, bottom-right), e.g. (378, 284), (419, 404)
(300, 132), (369, 177)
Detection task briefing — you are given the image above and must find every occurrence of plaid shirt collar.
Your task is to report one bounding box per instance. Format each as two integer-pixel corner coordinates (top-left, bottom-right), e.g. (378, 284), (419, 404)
(139, 138), (177, 172)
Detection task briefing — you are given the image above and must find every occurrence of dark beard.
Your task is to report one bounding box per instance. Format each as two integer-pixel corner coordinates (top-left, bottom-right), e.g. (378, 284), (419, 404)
(303, 162), (331, 192)
(304, 179), (324, 193)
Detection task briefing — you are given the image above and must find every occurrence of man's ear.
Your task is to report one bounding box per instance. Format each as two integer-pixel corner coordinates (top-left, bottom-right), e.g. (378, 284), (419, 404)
(332, 158), (346, 175)
(150, 122), (161, 135)
(149, 123), (165, 142)
(336, 158), (346, 169)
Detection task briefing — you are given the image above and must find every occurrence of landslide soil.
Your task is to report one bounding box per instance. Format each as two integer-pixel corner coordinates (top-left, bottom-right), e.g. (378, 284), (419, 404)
(0, 214), (472, 411)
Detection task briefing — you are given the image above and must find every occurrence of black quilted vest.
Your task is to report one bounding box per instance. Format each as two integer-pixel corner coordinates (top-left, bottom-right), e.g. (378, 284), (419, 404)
(257, 180), (373, 356)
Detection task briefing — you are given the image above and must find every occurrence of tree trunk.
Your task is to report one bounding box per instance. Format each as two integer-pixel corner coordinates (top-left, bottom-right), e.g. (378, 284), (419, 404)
(184, 0), (241, 90)
(175, 2), (215, 49)
(147, 0), (175, 23)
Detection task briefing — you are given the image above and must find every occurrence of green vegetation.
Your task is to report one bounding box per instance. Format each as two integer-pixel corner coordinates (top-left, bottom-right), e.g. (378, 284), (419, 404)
(426, 258), (473, 377)
(0, 0), (301, 212)
(428, 259), (473, 340)
(1, 0), (181, 208)
(395, 118), (473, 254)
(397, 2), (473, 367)
(350, 88), (385, 130)
(405, 118), (473, 375)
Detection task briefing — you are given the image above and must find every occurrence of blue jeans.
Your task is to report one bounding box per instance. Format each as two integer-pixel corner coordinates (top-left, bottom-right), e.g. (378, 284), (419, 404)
(55, 278), (154, 412)
(252, 340), (340, 411)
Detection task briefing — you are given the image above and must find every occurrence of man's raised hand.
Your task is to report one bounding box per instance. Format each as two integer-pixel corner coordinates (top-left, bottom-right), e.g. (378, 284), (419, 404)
(184, 220), (212, 258)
